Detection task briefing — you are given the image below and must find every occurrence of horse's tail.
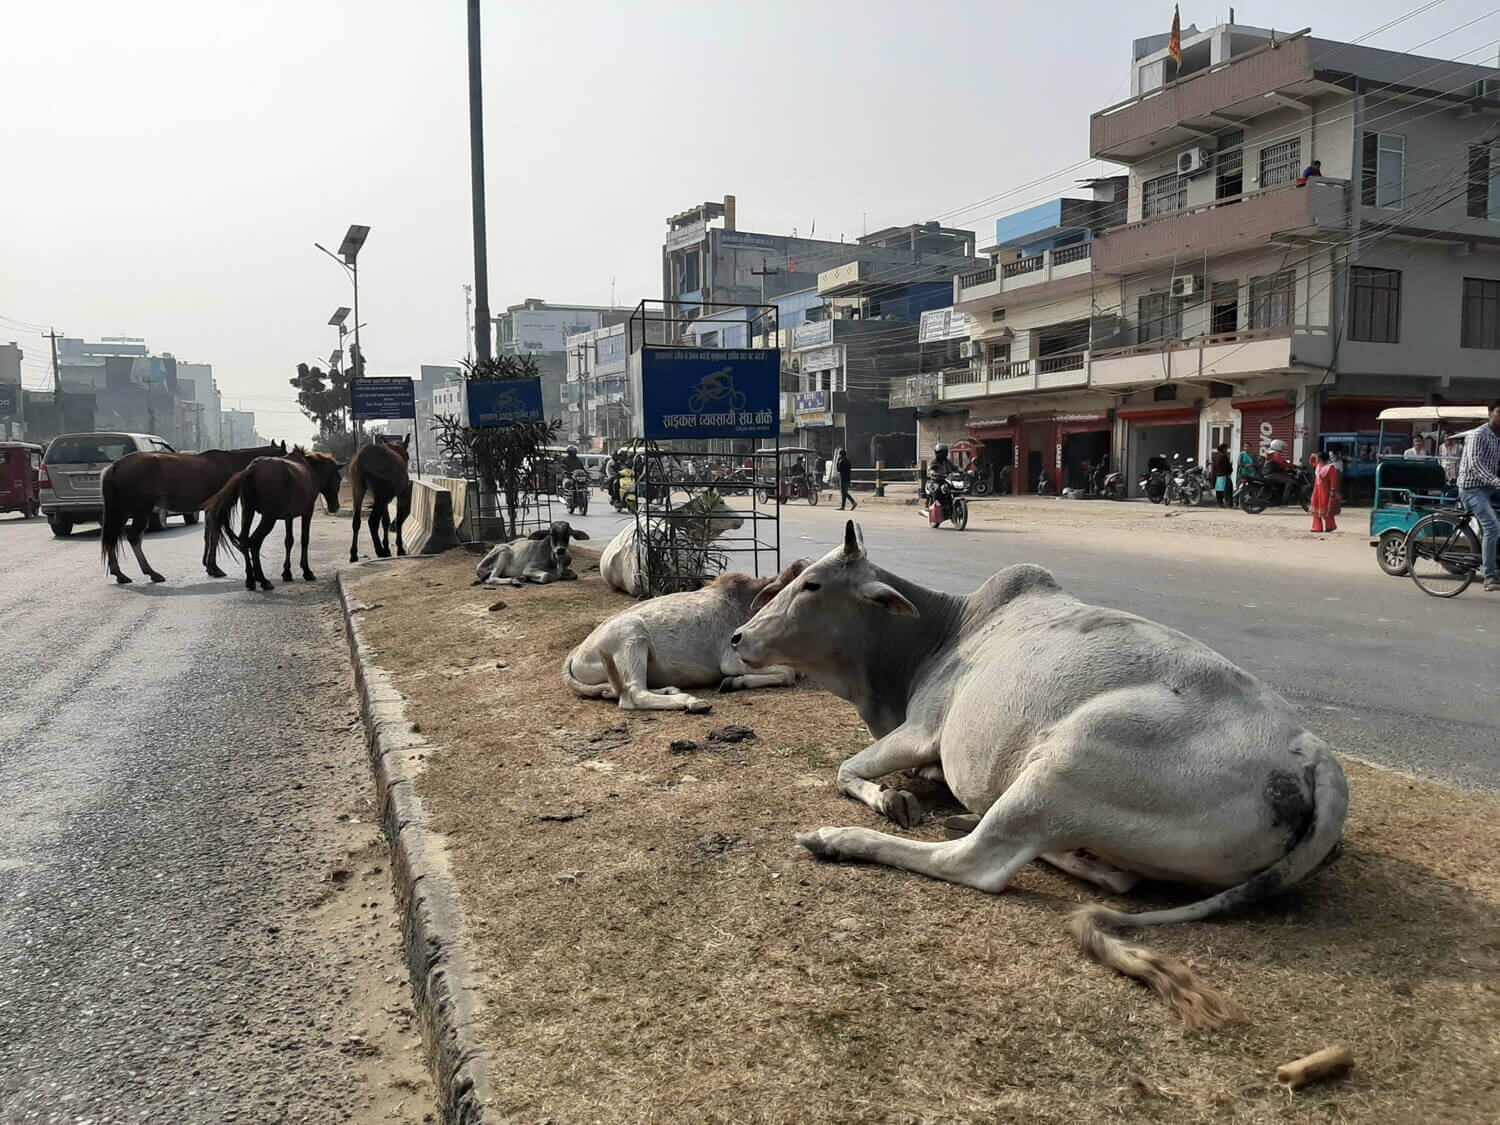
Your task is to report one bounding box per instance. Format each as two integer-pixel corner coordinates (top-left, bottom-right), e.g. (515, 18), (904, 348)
(99, 463), (128, 570)
(203, 468), (249, 563)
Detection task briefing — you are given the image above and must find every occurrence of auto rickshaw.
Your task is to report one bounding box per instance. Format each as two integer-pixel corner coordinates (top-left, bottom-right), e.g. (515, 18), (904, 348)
(754, 447), (821, 505)
(1369, 405), (1489, 575)
(0, 441), (44, 518)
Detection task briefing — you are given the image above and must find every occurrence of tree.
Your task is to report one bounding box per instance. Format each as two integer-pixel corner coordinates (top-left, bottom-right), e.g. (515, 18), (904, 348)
(431, 355), (562, 542)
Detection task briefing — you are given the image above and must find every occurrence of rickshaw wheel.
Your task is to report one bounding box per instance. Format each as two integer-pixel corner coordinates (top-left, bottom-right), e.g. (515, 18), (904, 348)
(756, 487), (771, 505)
(1376, 530), (1409, 576)
(807, 486), (819, 506)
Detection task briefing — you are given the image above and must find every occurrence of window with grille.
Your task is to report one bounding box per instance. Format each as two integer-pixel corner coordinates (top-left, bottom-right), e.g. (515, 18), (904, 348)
(1468, 145), (1500, 220)
(1137, 292), (1181, 344)
(1461, 277), (1500, 349)
(1361, 133), (1405, 209)
(1348, 267), (1401, 343)
(1215, 130), (1245, 200)
(1248, 270), (1296, 328)
(1142, 172), (1187, 218)
(1258, 138), (1301, 188)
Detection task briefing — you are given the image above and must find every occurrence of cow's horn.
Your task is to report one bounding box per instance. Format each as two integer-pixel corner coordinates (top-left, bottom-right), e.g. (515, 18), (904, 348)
(843, 520), (864, 558)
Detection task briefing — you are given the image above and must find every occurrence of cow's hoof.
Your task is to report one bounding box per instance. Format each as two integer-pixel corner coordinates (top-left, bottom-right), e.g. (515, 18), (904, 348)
(941, 814), (981, 839)
(797, 830), (840, 861)
(114, 574), (132, 585)
(879, 788), (923, 829)
(686, 698), (712, 714)
(148, 572), (166, 584)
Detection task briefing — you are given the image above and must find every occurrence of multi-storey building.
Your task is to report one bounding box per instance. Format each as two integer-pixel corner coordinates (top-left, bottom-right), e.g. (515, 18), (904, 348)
(562, 323), (630, 450)
(494, 299), (634, 423)
(950, 22), (1500, 493)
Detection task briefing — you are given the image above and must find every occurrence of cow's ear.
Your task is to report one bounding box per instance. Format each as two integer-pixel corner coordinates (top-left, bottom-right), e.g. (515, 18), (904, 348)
(527, 528), (551, 540)
(857, 581), (918, 617)
(569, 528), (590, 541)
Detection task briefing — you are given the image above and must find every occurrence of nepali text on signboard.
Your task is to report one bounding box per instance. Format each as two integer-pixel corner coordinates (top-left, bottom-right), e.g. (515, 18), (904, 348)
(918, 307), (973, 343)
(718, 230), (778, 252)
(889, 373), (939, 408)
(793, 390), (828, 415)
(467, 377), (546, 429)
(798, 345), (841, 374)
(792, 319), (833, 349)
(665, 222), (706, 252)
(639, 348), (779, 440)
(350, 377), (416, 421)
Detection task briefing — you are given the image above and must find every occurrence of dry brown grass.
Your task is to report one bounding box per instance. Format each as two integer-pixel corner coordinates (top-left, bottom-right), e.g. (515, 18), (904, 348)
(351, 550), (1500, 1124)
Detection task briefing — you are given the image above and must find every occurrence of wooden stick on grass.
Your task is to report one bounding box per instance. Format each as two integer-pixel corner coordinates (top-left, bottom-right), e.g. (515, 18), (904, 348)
(1277, 1045), (1355, 1090)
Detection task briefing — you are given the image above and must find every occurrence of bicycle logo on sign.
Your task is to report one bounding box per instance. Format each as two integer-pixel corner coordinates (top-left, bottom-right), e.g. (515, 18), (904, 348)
(688, 368), (747, 414)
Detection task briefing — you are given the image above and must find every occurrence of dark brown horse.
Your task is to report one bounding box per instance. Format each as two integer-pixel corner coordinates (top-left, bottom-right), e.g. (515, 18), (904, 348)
(203, 448), (343, 591)
(100, 441), (288, 583)
(348, 437), (412, 562)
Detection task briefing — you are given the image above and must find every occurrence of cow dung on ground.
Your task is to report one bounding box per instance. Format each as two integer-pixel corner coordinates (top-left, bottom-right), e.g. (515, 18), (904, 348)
(350, 548), (1500, 1125)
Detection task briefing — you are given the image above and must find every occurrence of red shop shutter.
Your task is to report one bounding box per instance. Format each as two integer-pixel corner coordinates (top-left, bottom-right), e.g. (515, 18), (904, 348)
(1237, 400), (1296, 456)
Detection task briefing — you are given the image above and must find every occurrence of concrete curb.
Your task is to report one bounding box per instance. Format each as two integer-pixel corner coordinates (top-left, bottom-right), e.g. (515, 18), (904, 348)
(336, 572), (491, 1124)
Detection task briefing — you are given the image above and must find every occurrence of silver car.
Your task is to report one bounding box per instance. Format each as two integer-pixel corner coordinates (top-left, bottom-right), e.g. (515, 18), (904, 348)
(40, 431), (178, 538)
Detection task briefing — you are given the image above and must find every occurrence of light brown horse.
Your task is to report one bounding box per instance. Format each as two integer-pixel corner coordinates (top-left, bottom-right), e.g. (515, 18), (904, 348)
(100, 441), (287, 583)
(203, 448), (342, 591)
(348, 437), (412, 562)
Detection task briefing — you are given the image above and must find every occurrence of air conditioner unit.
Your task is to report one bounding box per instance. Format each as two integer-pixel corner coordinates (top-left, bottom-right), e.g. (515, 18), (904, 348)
(1176, 146), (1208, 176)
(1170, 274), (1202, 298)
(959, 341), (973, 358)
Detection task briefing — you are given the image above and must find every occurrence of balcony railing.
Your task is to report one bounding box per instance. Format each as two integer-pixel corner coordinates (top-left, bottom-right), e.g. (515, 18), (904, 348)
(1093, 178), (1349, 273)
(944, 367), (983, 386)
(1036, 351), (1087, 374)
(958, 265), (995, 289)
(1052, 242), (1093, 266)
(1002, 253), (1045, 279)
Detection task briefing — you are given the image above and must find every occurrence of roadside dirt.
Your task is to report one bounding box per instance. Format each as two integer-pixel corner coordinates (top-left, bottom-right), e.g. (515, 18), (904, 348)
(350, 552), (1500, 1124)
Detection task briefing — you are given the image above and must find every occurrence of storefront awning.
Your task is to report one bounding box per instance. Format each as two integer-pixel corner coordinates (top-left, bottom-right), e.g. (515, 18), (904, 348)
(915, 405), (967, 418)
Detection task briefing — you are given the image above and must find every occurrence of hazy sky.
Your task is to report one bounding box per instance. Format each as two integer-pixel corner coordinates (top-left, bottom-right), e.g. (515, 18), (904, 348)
(4, 0), (1496, 443)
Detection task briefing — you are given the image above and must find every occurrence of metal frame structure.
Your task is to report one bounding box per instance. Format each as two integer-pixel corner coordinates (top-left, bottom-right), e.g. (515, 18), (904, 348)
(624, 299), (782, 597)
(456, 435), (557, 543)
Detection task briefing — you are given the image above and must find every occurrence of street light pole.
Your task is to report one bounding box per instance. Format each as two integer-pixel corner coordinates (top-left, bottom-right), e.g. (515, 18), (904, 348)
(467, 0), (492, 363)
(317, 225), (370, 447)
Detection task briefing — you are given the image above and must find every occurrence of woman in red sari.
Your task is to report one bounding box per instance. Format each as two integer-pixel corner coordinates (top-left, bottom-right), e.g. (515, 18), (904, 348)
(1309, 452), (1342, 532)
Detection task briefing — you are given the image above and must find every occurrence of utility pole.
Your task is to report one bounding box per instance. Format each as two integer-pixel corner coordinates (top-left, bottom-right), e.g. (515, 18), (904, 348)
(47, 329), (62, 394)
(467, 0), (492, 363)
(751, 257), (781, 305)
(464, 283), (474, 365)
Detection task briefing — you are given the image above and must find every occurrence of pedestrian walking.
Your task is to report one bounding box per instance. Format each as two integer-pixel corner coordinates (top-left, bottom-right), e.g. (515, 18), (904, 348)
(1309, 451), (1342, 533)
(1211, 444), (1233, 508)
(836, 448), (856, 510)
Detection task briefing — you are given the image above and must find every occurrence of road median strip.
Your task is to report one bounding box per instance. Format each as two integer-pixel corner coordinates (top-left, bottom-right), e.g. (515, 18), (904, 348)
(337, 569), (490, 1125)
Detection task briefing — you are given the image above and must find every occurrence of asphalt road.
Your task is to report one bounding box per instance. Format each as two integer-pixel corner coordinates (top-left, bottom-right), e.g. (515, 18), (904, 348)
(558, 492), (1500, 794)
(0, 509), (433, 1123)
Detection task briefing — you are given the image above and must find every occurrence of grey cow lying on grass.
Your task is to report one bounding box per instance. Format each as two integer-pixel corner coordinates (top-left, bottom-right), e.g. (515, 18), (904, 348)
(563, 561), (807, 712)
(476, 521), (589, 586)
(729, 521), (1350, 1029)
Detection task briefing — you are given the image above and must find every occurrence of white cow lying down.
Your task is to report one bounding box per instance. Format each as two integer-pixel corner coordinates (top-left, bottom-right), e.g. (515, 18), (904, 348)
(730, 522), (1349, 1028)
(599, 491), (744, 597)
(563, 561), (807, 712)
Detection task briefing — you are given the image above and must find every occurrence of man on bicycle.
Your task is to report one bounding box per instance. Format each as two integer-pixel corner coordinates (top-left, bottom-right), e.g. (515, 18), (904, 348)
(1457, 400), (1500, 593)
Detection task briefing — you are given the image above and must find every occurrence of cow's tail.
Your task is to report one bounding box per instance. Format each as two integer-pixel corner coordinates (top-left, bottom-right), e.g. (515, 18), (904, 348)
(562, 649), (613, 699)
(202, 469), (249, 564)
(1066, 737), (1348, 1030)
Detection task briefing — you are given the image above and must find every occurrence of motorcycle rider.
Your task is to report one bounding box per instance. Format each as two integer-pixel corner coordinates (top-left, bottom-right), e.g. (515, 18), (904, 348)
(928, 444), (956, 519)
(1261, 439), (1294, 505)
(606, 454), (623, 508)
(561, 444), (585, 474)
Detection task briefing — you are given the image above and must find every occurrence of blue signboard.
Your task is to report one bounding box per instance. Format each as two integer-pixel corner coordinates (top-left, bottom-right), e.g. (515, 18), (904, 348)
(719, 231), (779, 252)
(351, 377), (415, 421)
(467, 377), (545, 429)
(640, 348), (779, 440)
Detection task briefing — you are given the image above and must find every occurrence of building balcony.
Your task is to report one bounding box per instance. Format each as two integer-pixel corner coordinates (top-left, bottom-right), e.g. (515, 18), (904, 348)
(1090, 32), (1325, 163)
(954, 242), (1096, 310)
(938, 352), (1090, 400)
(1088, 325), (1332, 389)
(1092, 179), (1349, 274)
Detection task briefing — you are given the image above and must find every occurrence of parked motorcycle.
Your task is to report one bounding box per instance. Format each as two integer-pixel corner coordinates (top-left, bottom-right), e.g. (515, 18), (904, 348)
(564, 468), (591, 516)
(1236, 464), (1314, 515)
(962, 466), (991, 497)
(1138, 460), (1169, 503)
(1098, 469), (1127, 500)
(1164, 455), (1206, 506)
(921, 475), (968, 530)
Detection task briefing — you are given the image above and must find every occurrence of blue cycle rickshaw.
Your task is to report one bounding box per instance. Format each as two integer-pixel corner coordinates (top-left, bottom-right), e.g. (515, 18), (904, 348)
(1369, 405), (1490, 575)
